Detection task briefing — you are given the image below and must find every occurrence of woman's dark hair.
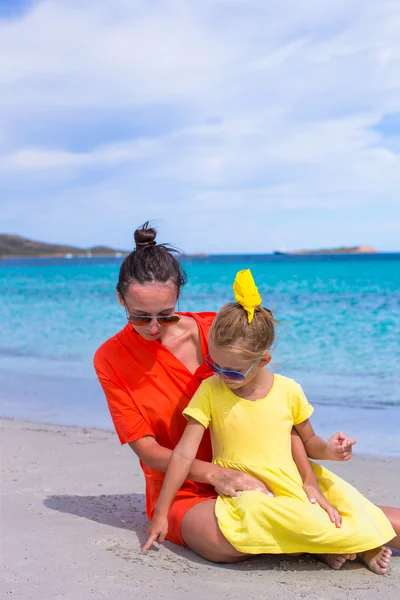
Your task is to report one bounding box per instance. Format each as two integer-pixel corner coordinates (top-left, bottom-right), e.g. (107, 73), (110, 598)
(116, 222), (187, 298)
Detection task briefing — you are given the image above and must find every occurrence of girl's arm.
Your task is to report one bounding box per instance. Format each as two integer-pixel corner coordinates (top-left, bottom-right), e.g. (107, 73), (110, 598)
(291, 428), (318, 484)
(291, 428), (342, 527)
(142, 418), (206, 551)
(295, 419), (356, 461)
(156, 418), (206, 515)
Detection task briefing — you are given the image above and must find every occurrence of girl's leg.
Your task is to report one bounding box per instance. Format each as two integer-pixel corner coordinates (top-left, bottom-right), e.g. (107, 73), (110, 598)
(181, 499), (249, 563)
(359, 547), (392, 575)
(315, 554), (356, 569)
(378, 506), (400, 550)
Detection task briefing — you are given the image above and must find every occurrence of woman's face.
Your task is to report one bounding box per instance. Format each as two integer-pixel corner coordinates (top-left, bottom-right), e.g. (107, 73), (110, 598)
(118, 281), (178, 341)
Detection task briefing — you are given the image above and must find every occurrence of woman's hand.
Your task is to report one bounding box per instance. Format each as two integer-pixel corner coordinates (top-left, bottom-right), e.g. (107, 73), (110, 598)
(303, 482), (342, 528)
(208, 465), (274, 497)
(142, 509), (169, 552)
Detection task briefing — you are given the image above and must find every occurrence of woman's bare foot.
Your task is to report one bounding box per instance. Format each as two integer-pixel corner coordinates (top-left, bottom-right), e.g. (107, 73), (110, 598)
(316, 553), (356, 570)
(359, 546), (392, 575)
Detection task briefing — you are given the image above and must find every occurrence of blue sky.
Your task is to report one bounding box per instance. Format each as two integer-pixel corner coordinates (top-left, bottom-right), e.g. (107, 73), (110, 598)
(0, 0), (399, 253)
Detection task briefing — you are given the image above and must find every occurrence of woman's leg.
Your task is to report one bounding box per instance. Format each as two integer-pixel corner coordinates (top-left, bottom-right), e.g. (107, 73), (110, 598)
(181, 501), (400, 564)
(180, 499), (353, 568)
(181, 499), (249, 563)
(378, 506), (400, 550)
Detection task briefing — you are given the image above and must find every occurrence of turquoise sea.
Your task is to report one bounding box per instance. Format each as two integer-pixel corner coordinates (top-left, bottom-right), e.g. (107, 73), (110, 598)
(0, 254), (399, 456)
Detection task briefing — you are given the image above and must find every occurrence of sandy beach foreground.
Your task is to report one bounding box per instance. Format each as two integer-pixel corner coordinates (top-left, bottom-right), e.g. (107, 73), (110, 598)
(1, 418), (399, 599)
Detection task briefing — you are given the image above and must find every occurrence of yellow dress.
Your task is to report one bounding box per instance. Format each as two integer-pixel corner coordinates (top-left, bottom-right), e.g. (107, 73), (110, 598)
(183, 374), (395, 555)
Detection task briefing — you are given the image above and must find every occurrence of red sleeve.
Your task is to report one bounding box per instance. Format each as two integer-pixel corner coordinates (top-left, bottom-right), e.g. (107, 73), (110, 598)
(95, 366), (154, 445)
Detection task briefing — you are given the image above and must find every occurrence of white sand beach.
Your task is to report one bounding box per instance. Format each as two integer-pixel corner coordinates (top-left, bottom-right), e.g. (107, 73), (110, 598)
(1, 418), (399, 600)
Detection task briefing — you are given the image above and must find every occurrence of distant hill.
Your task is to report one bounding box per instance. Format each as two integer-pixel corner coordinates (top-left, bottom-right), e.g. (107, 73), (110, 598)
(274, 244), (377, 256)
(292, 244), (376, 255)
(0, 235), (129, 258)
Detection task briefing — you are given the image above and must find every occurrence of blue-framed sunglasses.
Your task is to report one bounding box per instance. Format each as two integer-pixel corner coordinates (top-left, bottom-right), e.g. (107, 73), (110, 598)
(205, 353), (265, 382)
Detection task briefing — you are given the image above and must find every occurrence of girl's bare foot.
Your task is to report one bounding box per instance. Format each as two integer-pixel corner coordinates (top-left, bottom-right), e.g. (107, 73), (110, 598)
(316, 553), (356, 570)
(359, 546), (392, 575)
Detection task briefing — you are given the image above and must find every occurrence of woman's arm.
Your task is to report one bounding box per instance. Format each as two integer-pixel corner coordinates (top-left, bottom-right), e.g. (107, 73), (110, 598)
(129, 435), (215, 483)
(142, 418), (205, 550)
(96, 365), (271, 493)
(129, 435), (273, 496)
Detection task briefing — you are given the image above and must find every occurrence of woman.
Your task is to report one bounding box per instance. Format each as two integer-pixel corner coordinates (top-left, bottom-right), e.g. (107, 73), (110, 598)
(94, 222), (400, 565)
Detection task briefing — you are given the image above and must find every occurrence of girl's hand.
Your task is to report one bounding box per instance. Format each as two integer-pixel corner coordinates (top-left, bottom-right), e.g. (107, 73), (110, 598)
(209, 465), (274, 497)
(142, 510), (169, 552)
(326, 432), (356, 461)
(303, 482), (342, 528)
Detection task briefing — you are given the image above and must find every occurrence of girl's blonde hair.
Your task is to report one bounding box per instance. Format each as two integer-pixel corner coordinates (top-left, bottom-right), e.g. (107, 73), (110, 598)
(209, 302), (278, 360)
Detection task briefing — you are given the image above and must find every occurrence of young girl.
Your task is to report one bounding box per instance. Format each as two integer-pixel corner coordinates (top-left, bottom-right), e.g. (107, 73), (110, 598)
(143, 269), (395, 574)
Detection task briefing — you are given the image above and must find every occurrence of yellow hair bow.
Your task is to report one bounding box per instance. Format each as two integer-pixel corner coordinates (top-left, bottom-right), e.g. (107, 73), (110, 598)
(233, 269), (262, 323)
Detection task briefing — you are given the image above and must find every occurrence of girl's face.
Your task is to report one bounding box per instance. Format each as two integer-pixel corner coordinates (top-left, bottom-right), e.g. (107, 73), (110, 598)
(118, 281), (178, 341)
(208, 341), (267, 390)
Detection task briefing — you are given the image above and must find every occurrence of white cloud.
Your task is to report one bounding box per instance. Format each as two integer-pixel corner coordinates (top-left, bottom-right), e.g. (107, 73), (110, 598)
(0, 0), (400, 251)
(0, 138), (158, 170)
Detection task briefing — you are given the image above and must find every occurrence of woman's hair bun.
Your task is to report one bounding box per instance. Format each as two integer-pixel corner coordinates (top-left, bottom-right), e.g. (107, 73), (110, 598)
(134, 221), (157, 249)
(117, 220), (187, 298)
